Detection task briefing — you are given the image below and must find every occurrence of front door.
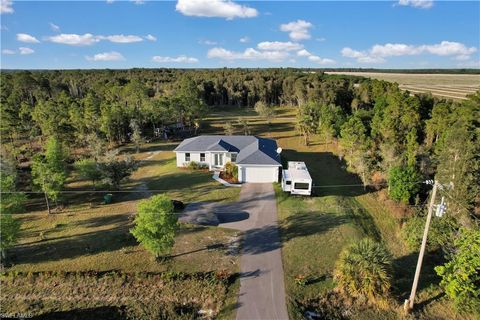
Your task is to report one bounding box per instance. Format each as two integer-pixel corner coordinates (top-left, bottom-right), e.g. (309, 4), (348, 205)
(214, 153), (224, 167)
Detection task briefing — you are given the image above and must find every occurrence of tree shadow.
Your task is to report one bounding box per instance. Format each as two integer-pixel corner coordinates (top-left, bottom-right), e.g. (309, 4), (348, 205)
(391, 249), (445, 302)
(31, 306), (127, 320)
(10, 225), (136, 265)
(169, 243), (225, 258)
(241, 224), (282, 255)
(281, 149), (372, 197)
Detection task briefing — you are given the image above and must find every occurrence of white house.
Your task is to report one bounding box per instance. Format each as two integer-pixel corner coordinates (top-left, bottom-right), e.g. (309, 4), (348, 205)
(174, 135), (282, 183)
(281, 161), (312, 195)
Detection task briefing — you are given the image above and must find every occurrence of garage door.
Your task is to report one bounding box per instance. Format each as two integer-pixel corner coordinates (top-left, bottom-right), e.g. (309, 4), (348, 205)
(244, 166), (277, 183)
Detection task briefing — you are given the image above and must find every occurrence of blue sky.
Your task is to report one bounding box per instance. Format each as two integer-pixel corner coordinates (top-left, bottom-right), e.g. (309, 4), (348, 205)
(1, 0), (479, 69)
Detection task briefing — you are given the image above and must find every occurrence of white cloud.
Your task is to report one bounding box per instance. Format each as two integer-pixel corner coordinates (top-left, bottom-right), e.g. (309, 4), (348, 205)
(17, 33), (40, 43)
(176, 0), (258, 19)
(132, 0), (145, 4)
(19, 47), (34, 55)
(145, 34), (157, 41)
(316, 37), (326, 42)
(2, 49), (15, 54)
(207, 47), (289, 61)
(296, 48), (335, 65)
(106, 0), (115, 3)
(308, 55), (335, 65)
(100, 34), (143, 43)
(152, 55), (198, 63)
(239, 36), (250, 43)
(297, 49), (311, 57)
(342, 41), (477, 64)
(257, 41), (303, 51)
(199, 39), (218, 45)
(280, 20), (313, 41)
(397, 0), (433, 9)
(1, 0), (13, 14)
(49, 22), (60, 32)
(86, 51), (125, 61)
(47, 33), (100, 46)
(46, 33), (148, 45)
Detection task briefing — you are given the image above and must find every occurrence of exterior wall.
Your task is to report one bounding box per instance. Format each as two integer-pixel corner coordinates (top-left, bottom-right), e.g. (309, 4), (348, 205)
(175, 152), (210, 167)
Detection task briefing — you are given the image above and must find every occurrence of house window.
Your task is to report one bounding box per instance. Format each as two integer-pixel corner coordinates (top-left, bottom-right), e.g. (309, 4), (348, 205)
(230, 153), (237, 162)
(185, 153), (190, 162)
(294, 182), (309, 190)
(200, 153), (205, 162)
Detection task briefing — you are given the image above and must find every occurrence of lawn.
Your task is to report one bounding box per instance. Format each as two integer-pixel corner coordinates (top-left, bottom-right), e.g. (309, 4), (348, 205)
(4, 142), (241, 319)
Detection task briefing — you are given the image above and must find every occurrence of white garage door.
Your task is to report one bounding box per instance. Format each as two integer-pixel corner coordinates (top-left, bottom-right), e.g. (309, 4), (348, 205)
(244, 166), (277, 183)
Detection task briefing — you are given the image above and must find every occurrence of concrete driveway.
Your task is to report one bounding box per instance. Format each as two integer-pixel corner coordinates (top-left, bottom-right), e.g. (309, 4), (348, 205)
(181, 183), (289, 320)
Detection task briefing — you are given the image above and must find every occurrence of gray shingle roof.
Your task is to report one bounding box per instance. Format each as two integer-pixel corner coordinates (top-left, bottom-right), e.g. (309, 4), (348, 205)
(174, 135), (281, 166)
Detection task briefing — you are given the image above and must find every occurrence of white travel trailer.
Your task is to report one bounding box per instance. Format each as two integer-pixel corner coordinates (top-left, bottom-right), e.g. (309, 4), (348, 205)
(281, 161), (312, 196)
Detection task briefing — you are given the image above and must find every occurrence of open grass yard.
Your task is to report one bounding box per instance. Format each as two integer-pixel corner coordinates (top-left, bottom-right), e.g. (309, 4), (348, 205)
(325, 72), (480, 100)
(4, 142), (241, 319)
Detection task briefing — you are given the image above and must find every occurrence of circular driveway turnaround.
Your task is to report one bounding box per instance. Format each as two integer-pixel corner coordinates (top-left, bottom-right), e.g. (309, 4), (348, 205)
(217, 183), (289, 320)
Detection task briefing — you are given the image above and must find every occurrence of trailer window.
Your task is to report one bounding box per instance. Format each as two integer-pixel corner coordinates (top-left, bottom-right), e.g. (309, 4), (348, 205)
(294, 182), (309, 190)
(286, 181), (291, 185)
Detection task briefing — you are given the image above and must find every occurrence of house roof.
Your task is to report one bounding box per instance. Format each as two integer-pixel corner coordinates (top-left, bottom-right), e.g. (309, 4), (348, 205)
(174, 135), (281, 166)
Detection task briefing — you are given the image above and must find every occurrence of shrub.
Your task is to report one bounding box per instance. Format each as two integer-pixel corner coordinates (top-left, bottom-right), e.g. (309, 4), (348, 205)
(187, 161), (199, 170)
(435, 228), (480, 313)
(334, 238), (392, 306)
(388, 165), (421, 204)
(402, 214), (458, 251)
(130, 195), (178, 259)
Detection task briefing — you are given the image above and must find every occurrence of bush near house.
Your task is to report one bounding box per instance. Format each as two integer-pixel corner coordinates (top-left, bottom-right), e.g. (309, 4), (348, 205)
(220, 162), (238, 183)
(185, 161), (209, 171)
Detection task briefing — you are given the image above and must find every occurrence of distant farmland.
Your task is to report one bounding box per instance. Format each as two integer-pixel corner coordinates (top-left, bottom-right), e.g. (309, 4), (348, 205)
(325, 72), (480, 100)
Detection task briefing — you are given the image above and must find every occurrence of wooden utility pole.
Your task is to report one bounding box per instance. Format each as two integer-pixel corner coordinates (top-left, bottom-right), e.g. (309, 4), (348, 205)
(404, 180), (439, 312)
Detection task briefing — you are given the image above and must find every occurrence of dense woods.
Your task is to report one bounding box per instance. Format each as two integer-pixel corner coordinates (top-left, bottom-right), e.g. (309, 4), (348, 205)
(1, 68), (479, 310)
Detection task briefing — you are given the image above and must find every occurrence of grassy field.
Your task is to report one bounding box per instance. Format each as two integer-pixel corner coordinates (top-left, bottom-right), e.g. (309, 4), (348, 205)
(325, 71), (480, 100)
(4, 143), (241, 319)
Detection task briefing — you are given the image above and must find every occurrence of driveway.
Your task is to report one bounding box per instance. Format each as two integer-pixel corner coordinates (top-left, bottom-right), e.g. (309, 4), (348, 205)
(181, 183), (289, 320)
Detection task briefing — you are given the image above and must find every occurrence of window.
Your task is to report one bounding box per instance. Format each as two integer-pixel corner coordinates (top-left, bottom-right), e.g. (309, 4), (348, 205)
(286, 181), (291, 185)
(185, 153), (190, 162)
(230, 153), (237, 162)
(200, 153), (205, 162)
(294, 182), (310, 190)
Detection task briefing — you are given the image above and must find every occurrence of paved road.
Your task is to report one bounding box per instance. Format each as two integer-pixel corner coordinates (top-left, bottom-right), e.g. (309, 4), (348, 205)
(181, 183), (289, 319)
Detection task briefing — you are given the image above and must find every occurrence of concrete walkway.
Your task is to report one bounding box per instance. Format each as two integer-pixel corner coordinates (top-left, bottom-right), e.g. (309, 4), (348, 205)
(214, 184), (289, 320)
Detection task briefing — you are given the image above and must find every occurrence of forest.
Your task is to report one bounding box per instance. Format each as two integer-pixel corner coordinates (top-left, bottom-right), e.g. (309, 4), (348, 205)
(1, 68), (479, 314)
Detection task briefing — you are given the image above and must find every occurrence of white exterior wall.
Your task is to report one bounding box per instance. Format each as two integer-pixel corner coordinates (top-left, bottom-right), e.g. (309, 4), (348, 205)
(175, 152), (209, 167)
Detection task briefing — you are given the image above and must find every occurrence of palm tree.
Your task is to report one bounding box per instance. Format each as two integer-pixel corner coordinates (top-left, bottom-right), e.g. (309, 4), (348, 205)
(334, 238), (392, 306)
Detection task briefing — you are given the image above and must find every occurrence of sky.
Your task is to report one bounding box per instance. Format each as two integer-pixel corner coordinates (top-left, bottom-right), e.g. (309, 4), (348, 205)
(0, 0), (479, 69)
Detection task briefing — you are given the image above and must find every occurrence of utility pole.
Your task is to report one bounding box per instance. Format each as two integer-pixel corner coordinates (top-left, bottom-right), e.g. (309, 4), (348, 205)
(404, 180), (438, 313)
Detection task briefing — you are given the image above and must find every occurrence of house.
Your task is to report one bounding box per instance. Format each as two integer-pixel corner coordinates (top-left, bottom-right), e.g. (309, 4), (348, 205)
(281, 161), (312, 195)
(174, 135), (282, 183)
